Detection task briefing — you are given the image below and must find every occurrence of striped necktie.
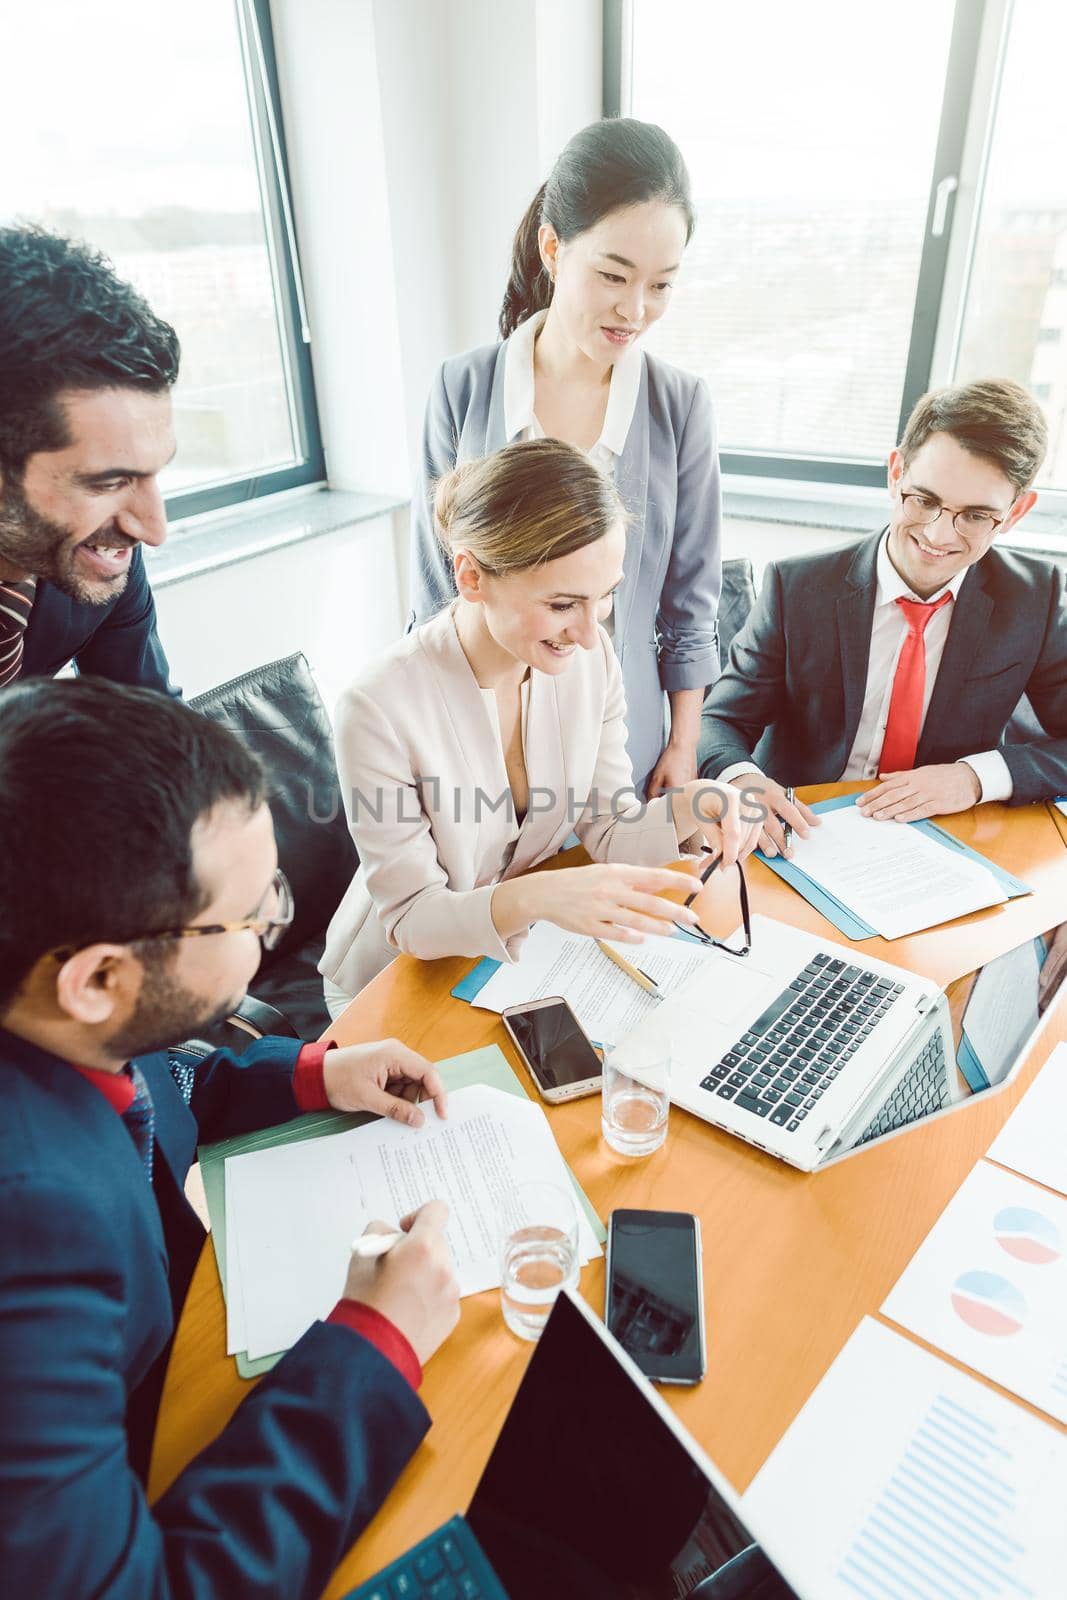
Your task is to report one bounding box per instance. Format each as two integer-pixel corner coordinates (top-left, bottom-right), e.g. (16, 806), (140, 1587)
(0, 577), (36, 688)
(122, 1063), (156, 1183)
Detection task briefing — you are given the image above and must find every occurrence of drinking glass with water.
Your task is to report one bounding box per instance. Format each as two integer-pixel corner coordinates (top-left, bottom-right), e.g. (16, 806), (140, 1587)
(601, 1042), (670, 1156)
(499, 1180), (579, 1341)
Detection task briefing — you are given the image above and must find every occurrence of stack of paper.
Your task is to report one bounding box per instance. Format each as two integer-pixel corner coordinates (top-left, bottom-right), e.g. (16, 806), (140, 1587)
(467, 923), (710, 1045)
(744, 1318), (1067, 1600)
(787, 804), (1009, 939)
(223, 1083), (601, 1362)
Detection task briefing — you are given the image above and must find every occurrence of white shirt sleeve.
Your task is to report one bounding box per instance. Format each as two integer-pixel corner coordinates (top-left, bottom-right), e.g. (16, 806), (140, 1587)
(716, 761), (768, 787)
(958, 750), (1013, 804)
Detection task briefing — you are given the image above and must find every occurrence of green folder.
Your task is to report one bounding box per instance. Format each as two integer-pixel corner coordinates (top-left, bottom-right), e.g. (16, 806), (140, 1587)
(198, 1044), (606, 1378)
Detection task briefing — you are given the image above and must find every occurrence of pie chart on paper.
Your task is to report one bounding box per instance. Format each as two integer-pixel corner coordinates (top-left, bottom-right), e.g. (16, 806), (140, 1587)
(950, 1270), (1027, 1336)
(993, 1206), (1062, 1265)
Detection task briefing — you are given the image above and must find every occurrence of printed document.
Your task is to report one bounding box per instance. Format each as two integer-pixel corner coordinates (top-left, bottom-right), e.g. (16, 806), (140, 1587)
(881, 1160), (1067, 1423)
(471, 922), (710, 1045)
(744, 1318), (1067, 1600)
(788, 805), (1007, 938)
(224, 1084), (601, 1360)
(987, 1042), (1067, 1197)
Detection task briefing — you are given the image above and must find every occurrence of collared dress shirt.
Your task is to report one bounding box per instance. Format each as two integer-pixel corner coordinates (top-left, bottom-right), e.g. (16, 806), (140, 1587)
(721, 533), (1013, 801)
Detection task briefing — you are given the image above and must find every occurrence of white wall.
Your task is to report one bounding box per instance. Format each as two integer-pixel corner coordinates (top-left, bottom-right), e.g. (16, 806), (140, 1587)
(153, 512), (405, 708)
(273, 0), (602, 480)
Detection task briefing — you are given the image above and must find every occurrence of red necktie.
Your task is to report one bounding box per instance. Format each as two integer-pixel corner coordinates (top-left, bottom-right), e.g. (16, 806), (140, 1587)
(879, 593), (953, 774)
(0, 577), (36, 688)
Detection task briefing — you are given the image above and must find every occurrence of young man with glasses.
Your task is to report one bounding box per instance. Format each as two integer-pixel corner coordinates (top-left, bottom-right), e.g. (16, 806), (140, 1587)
(698, 379), (1060, 854)
(0, 677), (460, 1599)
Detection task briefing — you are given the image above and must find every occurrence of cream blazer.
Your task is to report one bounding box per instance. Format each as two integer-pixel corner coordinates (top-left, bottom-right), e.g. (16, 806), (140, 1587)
(320, 604), (697, 998)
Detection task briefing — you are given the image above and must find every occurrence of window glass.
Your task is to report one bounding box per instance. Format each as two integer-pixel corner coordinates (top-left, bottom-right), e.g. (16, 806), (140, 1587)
(630, 0), (955, 462)
(2, 1), (298, 498)
(952, 0), (1067, 489)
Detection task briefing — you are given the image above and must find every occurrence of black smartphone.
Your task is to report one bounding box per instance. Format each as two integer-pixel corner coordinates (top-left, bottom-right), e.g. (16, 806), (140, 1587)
(605, 1209), (706, 1385)
(501, 996), (602, 1103)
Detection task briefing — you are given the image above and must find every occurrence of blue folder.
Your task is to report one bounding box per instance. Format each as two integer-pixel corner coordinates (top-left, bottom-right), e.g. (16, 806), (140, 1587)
(755, 792), (1032, 941)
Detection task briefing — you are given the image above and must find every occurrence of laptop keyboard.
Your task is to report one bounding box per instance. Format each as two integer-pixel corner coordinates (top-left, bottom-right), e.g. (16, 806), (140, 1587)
(344, 1518), (493, 1600)
(699, 953), (905, 1134)
(855, 1029), (948, 1146)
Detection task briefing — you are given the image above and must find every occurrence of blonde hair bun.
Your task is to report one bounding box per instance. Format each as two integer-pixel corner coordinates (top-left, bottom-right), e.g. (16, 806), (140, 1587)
(431, 438), (624, 573)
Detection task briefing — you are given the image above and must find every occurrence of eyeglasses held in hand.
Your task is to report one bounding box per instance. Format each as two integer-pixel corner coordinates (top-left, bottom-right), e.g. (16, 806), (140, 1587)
(673, 847), (752, 958)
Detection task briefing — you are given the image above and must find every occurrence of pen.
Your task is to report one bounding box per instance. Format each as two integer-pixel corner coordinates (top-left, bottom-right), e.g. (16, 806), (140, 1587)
(783, 787), (795, 853)
(595, 938), (660, 997)
(350, 1230), (404, 1259)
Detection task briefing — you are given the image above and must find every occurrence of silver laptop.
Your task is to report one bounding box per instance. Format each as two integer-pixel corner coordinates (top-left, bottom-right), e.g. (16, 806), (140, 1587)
(616, 914), (1055, 1173)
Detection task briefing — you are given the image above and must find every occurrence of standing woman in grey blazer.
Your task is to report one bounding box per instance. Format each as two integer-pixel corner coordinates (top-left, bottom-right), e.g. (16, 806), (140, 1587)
(409, 117), (721, 798)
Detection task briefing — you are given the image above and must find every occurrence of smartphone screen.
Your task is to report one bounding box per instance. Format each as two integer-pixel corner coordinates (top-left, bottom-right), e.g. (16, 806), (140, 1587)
(606, 1210), (705, 1384)
(503, 999), (601, 1096)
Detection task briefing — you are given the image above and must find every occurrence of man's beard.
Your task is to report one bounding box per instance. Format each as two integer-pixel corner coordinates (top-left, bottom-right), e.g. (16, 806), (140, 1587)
(106, 947), (245, 1062)
(0, 480), (132, 607)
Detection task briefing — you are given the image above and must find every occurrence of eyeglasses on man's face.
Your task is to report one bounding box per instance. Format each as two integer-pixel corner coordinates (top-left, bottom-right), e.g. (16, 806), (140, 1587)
(672, 848), (752, 958)
(54, 868), (296, 962)
(140, 867), (295, 953)
(899, 488), (1009, 540)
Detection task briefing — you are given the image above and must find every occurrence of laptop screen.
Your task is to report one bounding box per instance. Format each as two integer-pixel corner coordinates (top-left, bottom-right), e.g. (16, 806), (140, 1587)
(467, 1291), (798, 1599)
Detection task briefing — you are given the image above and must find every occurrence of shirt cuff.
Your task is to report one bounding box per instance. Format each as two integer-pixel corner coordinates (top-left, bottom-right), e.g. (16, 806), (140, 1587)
(292, 1040), (337, 1112)
(716, 761), (767, 787)
(326, 1299), (423, 1390)
(958, 751), (1013, 804)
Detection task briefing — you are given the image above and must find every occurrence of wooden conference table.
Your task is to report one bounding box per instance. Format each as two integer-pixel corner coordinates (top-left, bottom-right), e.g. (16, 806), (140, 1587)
(149, 785), (1067, 1596)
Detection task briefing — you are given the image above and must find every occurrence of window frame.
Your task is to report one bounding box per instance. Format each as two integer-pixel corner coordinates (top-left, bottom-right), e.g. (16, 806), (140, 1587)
(162, 0), (325, 523)
(603, 0), (1058, 492)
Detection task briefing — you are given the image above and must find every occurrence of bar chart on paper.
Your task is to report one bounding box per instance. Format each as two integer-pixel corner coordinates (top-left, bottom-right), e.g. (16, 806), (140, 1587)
(744, 1320), (1067, 1600)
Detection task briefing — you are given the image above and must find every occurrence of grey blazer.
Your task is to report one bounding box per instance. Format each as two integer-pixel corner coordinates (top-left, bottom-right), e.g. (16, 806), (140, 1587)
(698, 531), (1067, 805)
(407, 336), (722, 795)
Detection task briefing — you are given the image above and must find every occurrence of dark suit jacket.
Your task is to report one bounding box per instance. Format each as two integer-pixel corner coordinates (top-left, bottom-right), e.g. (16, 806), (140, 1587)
(0, 1028), (429, 1598)
(21, 545), (177, 693)
(698, 532), (1067, 805)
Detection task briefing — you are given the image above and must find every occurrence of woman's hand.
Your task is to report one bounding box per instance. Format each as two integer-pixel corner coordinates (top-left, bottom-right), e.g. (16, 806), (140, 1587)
(671, 779), (763, 868)
(531, 862), (701, 945)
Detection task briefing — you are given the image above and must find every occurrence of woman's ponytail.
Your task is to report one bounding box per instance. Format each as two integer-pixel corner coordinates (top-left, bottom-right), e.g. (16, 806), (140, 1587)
(496, 121), (695, 344)
(498, 181), (551, 340)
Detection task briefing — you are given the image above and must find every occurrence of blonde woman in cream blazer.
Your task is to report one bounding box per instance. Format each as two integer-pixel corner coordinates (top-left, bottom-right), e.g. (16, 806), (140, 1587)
(321, 441), (758, 1012)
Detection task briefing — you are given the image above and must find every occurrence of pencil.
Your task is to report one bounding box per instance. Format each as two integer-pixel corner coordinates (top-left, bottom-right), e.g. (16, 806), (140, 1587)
(595, 938), (660, 996)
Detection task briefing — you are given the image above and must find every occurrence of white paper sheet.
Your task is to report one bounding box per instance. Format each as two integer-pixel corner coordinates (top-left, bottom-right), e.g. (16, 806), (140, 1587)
(987, 1042), (1067, 1197)
(744, 1318), (1067, 1600)
(788, 806), (1007, 938)
(470, 922), (710, 1045)
(882, 1161), (1067, 1423)
(224, 1084), (601, 1360)
(961, 936), (1044, 1087)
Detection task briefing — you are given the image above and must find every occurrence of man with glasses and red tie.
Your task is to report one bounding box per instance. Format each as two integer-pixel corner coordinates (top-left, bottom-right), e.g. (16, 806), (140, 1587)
(698, 379), (1063, 854)
(0, 677), (461, 1599)
(0, 227), (179, 695)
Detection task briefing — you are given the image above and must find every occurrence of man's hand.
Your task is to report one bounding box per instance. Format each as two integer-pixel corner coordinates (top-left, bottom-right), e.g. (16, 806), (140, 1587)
(344, 1201), (460, 1365)
(1039, 924), (1067, 1014)
(323, 1039), (447, 1126)
(729, 774), (818, 858)
(646, 740), (698, 799)
(857, 763), (981, 823)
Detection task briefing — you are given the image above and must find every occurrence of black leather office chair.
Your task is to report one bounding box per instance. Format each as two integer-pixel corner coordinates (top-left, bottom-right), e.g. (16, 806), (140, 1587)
(189, 652), (357, 1044)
